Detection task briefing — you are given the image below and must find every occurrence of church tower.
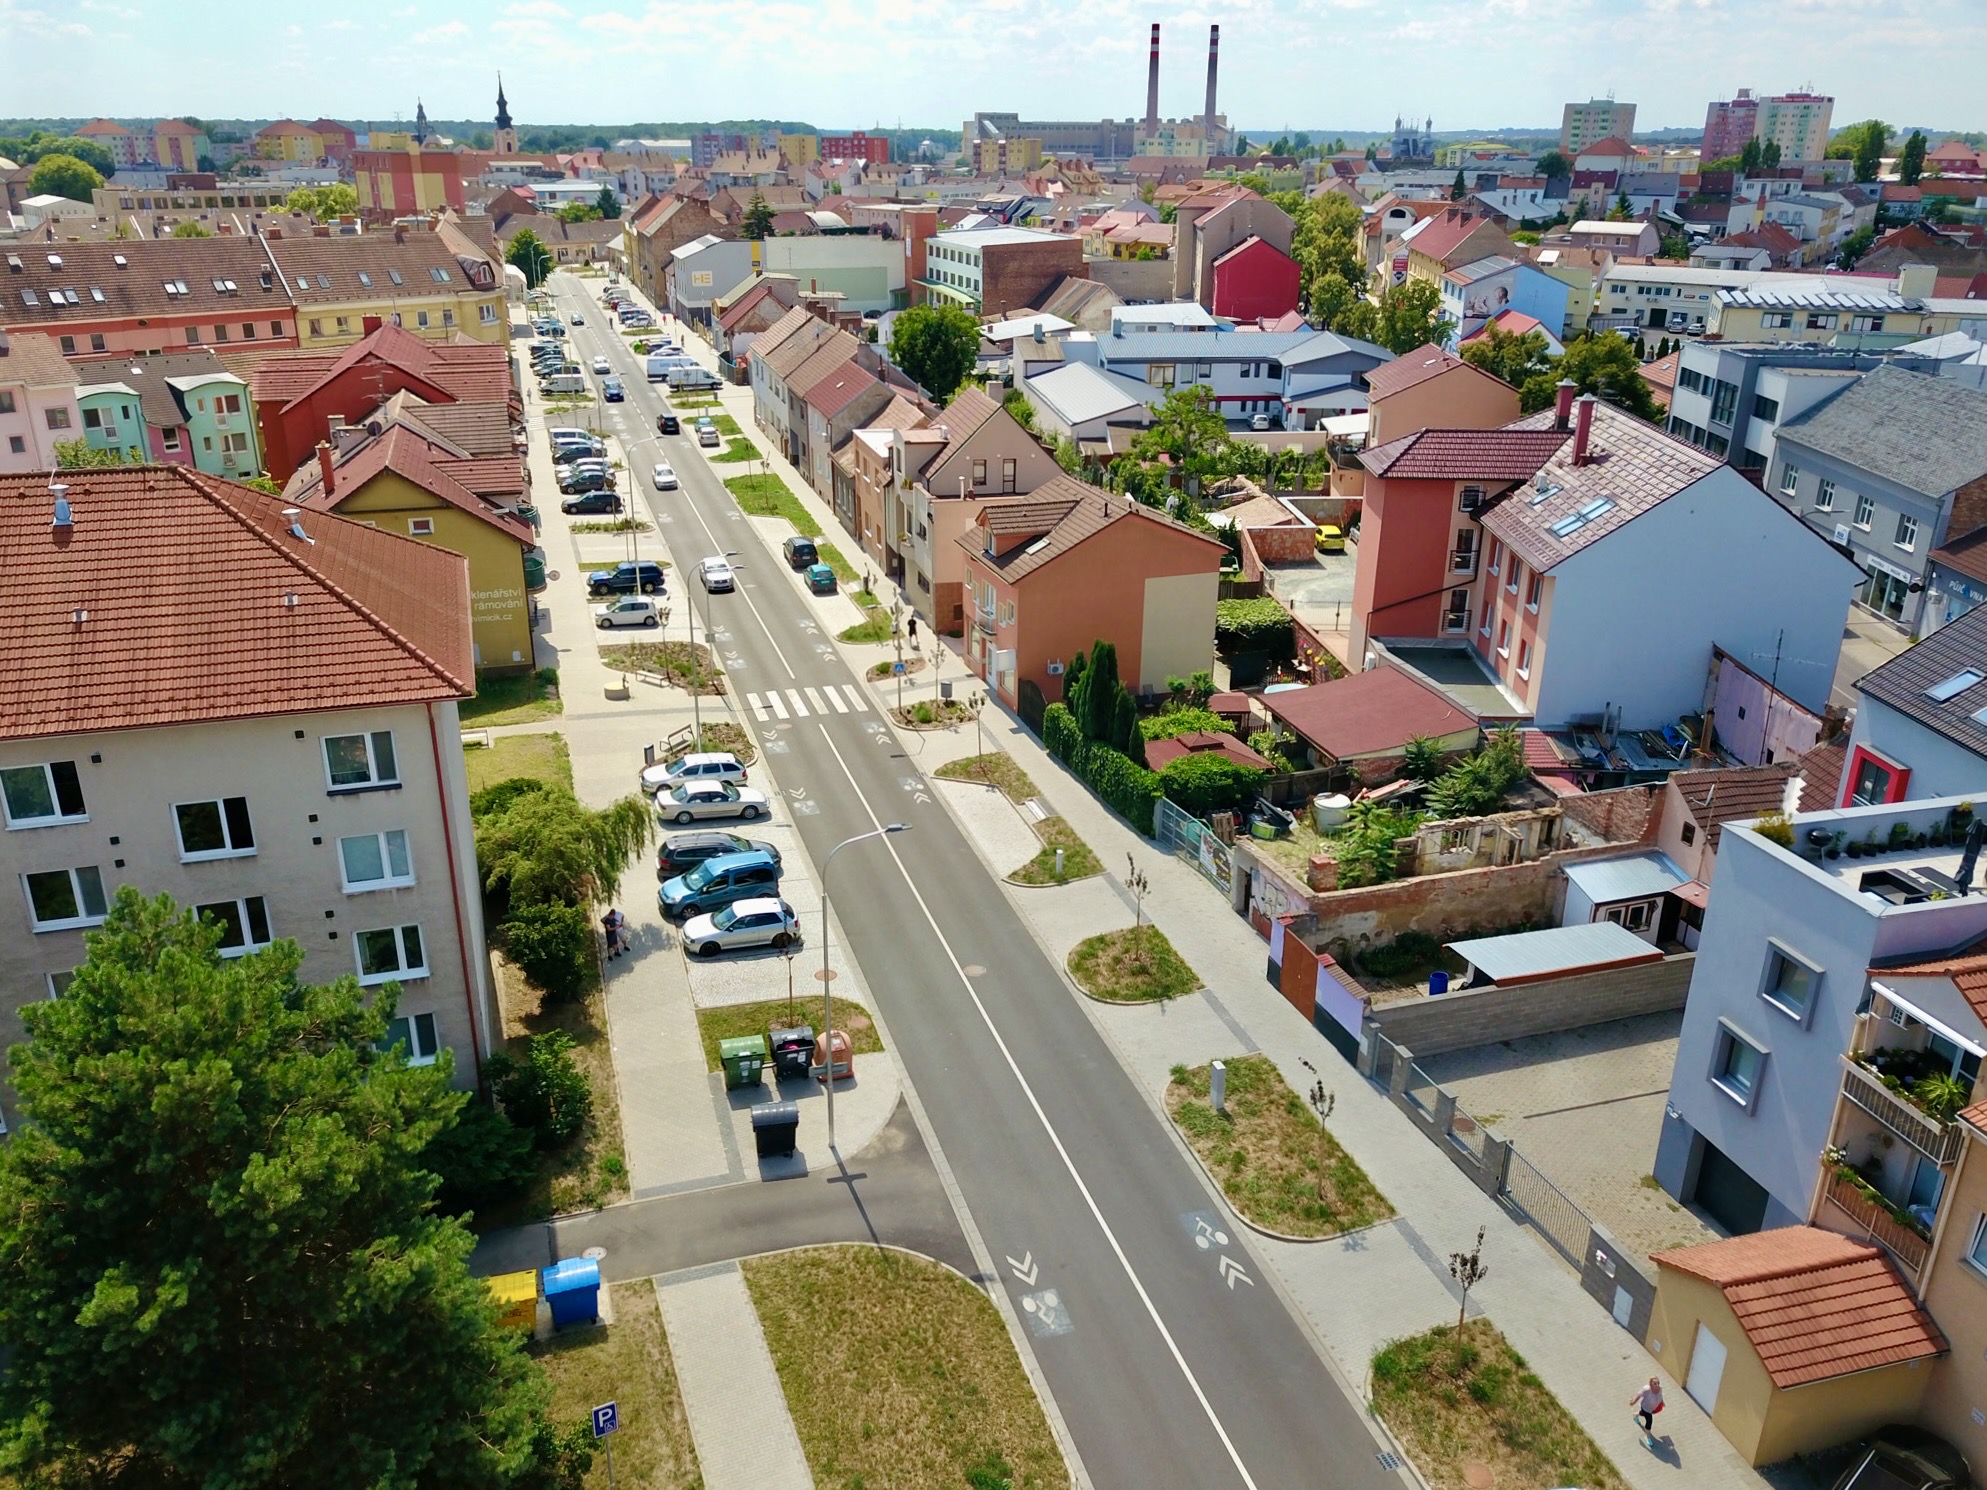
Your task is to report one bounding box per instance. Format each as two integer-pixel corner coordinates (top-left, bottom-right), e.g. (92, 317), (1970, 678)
(413, 98), (430, 146)
(494, 76), (517, 155)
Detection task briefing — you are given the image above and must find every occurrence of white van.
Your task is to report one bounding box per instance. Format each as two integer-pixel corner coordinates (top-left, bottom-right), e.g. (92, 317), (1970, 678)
(646, 353), (694, 383)
(668, 366), (722, 392)
(540, 372), (587, 395)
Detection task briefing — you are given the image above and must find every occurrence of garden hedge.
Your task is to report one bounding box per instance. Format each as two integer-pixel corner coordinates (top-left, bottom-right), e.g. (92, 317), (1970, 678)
(1215, 597), (1295, 658)
(1043, 703), (1161, 831)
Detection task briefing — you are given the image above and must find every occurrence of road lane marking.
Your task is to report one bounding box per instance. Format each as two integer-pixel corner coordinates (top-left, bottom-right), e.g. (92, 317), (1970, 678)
(820, 686), (849, 714)
(785, 688), (810, 718)
(766, 692), (789, 720)
(814, 726), (1262, 1489)
(671, 465), (797, 680)
(804, 686), (829, 713)
(1007, 1251), (1039, 1286)
(746, 693), (769, 722)
(842, 685), (869, 712)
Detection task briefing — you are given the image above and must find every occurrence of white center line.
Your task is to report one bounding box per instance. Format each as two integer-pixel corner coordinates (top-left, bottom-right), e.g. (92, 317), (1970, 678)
(785, 688), (810, 718)
(813, 726), (1261, 1490)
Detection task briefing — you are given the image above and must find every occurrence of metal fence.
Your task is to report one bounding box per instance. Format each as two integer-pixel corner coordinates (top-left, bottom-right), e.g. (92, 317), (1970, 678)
(1153, 797), (1236, 895)
(1502, 1147), (1598, 1272)
(1402, 1062), (1440, 1120)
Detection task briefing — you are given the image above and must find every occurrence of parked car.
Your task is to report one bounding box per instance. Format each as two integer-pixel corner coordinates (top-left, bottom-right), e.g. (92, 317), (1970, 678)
(659, 849), (782, 919)
(657, 831), (782, 877)
(652, 462), (678, 490)
(587, 559), (666, 596)
(805, 562), (837, 594)
(698, 425), (721, 448)
(641, 751), (748, 794)
(591, 355), (612, 375)
(698, 556), (735, 592)
(655, 782), (769, 825)
(552, 443), (607, 465)
(781, 535), (818, 569)
(561, 490), (624, 515)
(1830, 1428), (1969, 1490)
(593, 596), (661, 629)
(681, 897), (801, 957)
(657, 413), (680, 435)
(1250, 413), (1272, 431)
(1314, 524), (1345, 554)
(603, 377), (625, 402)
(557, 467), (613, 495)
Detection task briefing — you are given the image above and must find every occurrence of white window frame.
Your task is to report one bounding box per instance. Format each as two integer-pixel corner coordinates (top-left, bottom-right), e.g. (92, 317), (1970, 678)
(23, 866), (109, 932)
(1516, 638), (1532, 679)
(355, 923), (429, 986)
(173, 795), (256, 861)
(1711, 1020), (1767, 1107)
(1896, 513), (1919, 552)
(1526, 574), (1543, 612)
(379, 1008), (440, 1065)
(408, 517), (435, 536)
(322, 730), (400, 791)
(338, 830), (414, 893)
(1853, 492), (1875, 530)
(1965, 1214), (1987, 1279)
(2, 760), (88, 829)
(196, 895), (272, 957)
(1814, 477), (1834, 511)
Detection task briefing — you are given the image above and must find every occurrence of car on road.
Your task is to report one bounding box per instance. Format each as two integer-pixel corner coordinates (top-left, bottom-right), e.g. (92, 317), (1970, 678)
(640, 751), (749, 794)
(560, 490), (623, 515)
(781, 535), (818, 570)
(569, 312), (585, 325)
(654, 782), (769, 825)
(681, 897), (801, 957)
(591, 355), (611, 375)
(698, 556), (736, 592)
(603, 377), (625, 402)
(658, 849), (782, 919)
(656, 831), (782, 877)
(593, 596), (661, 629)
(656, 413), (680, 435)
(587, 559), (667, 596)
(1829, 1427), (1969, 1490)
(652, 462), (678, 490)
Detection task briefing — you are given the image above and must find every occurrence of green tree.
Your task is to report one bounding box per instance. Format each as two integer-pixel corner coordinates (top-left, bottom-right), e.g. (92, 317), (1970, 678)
(1518, 331), (1659, 421)
(1460, 321), (1555, 391)
(1131, 385), (1230, 494)
(1606, 189), (1633, 221)
(0, 890), (582, 1486)
(1899, 130), (1927, 186)
(1836, 224), (1877, 269)
(29, 152), (104, 203)
(1450, 169), (1467, 201)
(53, 438), (139, 469)
(1829, 120), (1890, 183)
(1077, 640), (1122, 744)
(169, 220), (211, 237)
(285, 183), (359, 222)
(555, 201), (602, 223)
(594, 184), (621, 220)
(741, 190), (776, 240)
(1336, 278), (1452, 355)
(1535, 150), (1571, 181)
(1659, 231), (1691, 259)
(506, 228), (553, 288)
(0, 131), (114, 176)
(489, 1031), (593, 1149)
(472, 779), (649, 915)
(887, 302), (981, 401)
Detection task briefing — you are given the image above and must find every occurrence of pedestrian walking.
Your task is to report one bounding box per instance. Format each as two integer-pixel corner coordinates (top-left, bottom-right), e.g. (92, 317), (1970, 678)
(1630, 1376), (1664, 1439)
(602, 907), (627, 960)
(907, 613), (919, 650)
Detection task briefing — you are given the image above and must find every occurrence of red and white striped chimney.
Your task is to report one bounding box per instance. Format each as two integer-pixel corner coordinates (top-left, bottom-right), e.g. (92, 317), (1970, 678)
(1145, 23), (1161, 133)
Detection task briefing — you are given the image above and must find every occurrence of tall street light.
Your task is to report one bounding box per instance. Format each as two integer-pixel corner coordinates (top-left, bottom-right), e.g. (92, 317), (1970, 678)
(820, 823), (909, 1152)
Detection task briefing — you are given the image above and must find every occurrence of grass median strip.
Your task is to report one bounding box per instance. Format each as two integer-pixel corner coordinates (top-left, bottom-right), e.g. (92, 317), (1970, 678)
(1010, 817), (1102, 886)
(1067, 924), (1197, 1002)
(744, 1247), (1069, 1490)
(465, 731), (572, 794)
(598, 641), (725, 694)
(1371, 1320), (1627, 1490)
(529, 1281), (701, 1490)
(937, 751), (1037, 803)
(724, 472), (823, 539)
(712, 437), (759, 463)
(1166, 1054), (1392, 1237)
(693, 997), (882, 1073)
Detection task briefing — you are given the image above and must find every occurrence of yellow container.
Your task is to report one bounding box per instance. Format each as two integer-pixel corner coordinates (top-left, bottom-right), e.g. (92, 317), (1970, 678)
(488, 1270), (539, 1331)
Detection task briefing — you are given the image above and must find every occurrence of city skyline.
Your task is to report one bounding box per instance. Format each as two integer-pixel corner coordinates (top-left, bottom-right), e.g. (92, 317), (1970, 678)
(4, 0), (1984, 136)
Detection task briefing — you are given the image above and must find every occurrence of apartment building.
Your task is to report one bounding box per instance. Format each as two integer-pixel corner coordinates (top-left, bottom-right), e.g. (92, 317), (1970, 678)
(0, 331), (81, 473)
(1560, 98), (1637, 155)
(72, 350), (261, 478)
(916, 227), (1084, 316)
(1832, 609), (1987, 807)
(1757, 93), (1835, 164)
(1662, 341), (1903, 471)
(0, 466), (495, 1131)
(1702, 91), (1762, 163)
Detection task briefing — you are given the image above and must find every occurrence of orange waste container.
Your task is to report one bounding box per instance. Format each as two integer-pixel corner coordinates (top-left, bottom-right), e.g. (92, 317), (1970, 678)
(811, 1028), (853, 1083)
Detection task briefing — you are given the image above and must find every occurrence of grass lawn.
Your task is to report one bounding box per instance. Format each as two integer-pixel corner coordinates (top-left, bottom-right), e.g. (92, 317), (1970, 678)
(460, 669), (562, 726)
(711, 412), (742, 437)
(598, 641), (725, 694)
(1010, 817), (1103, 886)
(743, 1247), (1069, 1490)
(570, 518), (652, 535)
(1067, 925), (1198, 1002)
(1166, 1055), (1392, 1238)
(712, 437), (759, 463)
(693, 996), (882, 1072)
(682, 720), (756, 764)
(465, 732), (573, 794)
(936, 751), (1037, 804)
(838, 615), (894, 643)
(529, 1282), (702, 1489)
(1371, 1320), (1627, 1490)
(818, 542), (861, 584)
(724, 473), (823, 539)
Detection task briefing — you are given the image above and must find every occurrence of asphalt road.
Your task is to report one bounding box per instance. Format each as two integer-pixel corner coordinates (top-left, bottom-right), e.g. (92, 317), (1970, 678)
(544, 278), (1406, 1490)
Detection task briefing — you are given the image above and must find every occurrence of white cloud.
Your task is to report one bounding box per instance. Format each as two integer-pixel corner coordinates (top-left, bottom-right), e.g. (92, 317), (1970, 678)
(412, 18), (469, 41)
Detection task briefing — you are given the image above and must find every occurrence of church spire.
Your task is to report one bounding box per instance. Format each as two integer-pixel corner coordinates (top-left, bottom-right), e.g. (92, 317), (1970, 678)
(414, 97), (429, 144)
(492, 77), (518, 155)
(496, 75), (512, 132)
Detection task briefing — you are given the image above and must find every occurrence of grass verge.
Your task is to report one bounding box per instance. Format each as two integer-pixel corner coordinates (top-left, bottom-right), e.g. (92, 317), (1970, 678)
(1010, 817), (1103, 886)
(1166, 1055), (1392, 1238)
(838, 615), (894, 643)
(1067, 924), (1197, 1002)
(460, 668), (562, 726)
(744, 1247), (1069, 1490)
(712, 437), (759, 463)
(818, 542), (861, 584)
(529, 1282), (701, 1490)
(465, 732), (572, 794)
(937, 751), (1038, 803)
(711, 412), (742, 437)
(724, 473), (822, 538)
(1371, 1320), (1627, 1490)
(693, 996), (882, 1073)
(598, 641), (725, 694)
(570, 518), (653, 535)
(679, 721), (756, 765)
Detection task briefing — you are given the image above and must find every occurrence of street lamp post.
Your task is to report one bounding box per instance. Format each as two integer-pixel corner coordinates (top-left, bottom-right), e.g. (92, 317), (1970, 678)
(820, 824), (909, 1151)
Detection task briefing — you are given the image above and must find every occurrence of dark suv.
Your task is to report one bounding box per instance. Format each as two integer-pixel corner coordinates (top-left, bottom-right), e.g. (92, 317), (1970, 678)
(781, 535), (819, 570)
(560, 490), (624, 515)
(657, 413), (680, 436)
(587, 560), (667, 596)
(658, 831), (782, 877)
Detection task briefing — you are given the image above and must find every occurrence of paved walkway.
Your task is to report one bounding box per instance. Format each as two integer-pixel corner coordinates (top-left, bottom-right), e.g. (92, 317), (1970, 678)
(656, 1262), (815, 1490)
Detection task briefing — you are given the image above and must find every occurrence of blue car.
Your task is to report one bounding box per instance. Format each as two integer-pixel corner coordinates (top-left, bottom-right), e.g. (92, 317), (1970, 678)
(658, 850), (781, 919)
(603, 377), (625, 402)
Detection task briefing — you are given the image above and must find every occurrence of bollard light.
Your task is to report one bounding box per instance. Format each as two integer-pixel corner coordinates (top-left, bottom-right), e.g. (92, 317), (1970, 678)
(1211, 1059), (1227, 1114)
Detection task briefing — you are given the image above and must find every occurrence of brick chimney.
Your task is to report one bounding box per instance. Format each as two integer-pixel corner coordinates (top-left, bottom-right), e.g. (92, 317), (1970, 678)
(1572, 393), (1597, 465)
(1553, 378), (1578, 429)
(316, 440), (336, 497)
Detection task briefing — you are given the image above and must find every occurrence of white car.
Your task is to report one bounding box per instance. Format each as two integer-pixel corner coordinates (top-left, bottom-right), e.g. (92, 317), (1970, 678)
(593, 597), (662, 630)
(652, 462), (678, 490)
(591, 355), (612, 375)
(682, 897), (802, 957)
(1250, 413), (1272, 431)
(655, 782), (770, 825)
(642, 751), (749, 794)
(699, 556), (736, 592)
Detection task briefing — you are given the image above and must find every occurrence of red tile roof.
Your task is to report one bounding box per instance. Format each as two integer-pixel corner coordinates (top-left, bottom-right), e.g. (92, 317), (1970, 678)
(1651, 1228), (1946, 1388)
(0, 466), (471, 741)
(1578, 136), (1635, 157)
(803, 361), (879, 419)
(1366, 347), (1488, 401)
(1797, 742), (1844, 813)
(1360, 426), (1570, 481)
(956, 477), (1221, 584)
(1404, 209), (1513, 267)
(1261, 664), (1478, 760)
(287, 422), (535, 546)
(1669, 763), (1798, 854)
(250, 321), (513, 411)
(1144, 731), (1275, 772)
(1874, 937), (1987, 1023)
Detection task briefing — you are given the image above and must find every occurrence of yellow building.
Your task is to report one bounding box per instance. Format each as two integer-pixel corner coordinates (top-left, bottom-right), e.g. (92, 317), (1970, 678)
(266, 225), (509, 350)
(256, 120), (327, 164)
(1647, 1227), (1945, 1466)
(287, 423), (538, 672)
(1708, 265), (1964, 345)
(1917, 1105), (1987, 1471)
(1436, 140), (1515, 168)
(971, 137), (1043, 175)
(779, 133), (821, 169)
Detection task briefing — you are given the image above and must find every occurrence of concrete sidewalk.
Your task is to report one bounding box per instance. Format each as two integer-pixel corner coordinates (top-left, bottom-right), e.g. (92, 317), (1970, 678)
(656, 1263), (815, 1490)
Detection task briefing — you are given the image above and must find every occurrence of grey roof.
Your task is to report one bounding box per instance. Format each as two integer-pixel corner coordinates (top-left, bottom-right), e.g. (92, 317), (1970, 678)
(1023, 362), (1153, 424)
(1855, 603), (1987, 760)
(1447, 921), (1665, 983)
(1562, 851), (1687, 904)
(1718, 284), (1914, 311)
(1445, 255), (1521, 284)
(1096, 327), (1386, 367)
(1774, 364), (1987, 498)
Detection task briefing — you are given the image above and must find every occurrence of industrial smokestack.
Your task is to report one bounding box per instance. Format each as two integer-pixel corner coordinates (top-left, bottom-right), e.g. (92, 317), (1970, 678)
(1146, 23), (1161, 133)
(1204, 25), (1219, 140)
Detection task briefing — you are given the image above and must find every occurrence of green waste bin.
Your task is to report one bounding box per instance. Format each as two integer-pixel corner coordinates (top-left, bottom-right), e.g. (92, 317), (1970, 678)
(719, 1035), (768, 1089)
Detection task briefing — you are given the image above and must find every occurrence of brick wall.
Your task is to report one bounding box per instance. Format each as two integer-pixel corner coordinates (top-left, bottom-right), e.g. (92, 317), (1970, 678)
(1245, 524), (1314, 563)
(1558, 782), (1663, 845)
(1369, 952), (1694, 1055)
(981, 239), (1086, 318)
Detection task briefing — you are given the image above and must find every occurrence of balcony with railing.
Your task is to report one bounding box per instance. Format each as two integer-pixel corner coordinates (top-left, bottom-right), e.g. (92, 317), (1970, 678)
(1449, 548), (1477, 575)
(1818, 1167), (1930, 1282)
(1838, 1054), (1966, 1165)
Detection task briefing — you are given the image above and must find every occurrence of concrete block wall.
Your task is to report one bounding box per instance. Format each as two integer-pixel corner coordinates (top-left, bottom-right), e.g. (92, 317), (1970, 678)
(1368, 953), (1695, 1056)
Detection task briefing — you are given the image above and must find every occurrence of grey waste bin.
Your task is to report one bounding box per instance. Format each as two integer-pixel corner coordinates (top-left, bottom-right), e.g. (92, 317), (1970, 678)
(768, 1025), (815, 1081)
(752, 1102), (800, 1158)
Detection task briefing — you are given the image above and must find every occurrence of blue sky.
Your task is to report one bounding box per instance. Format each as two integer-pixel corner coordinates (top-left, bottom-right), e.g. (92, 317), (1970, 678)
(3, 0), (1982, 135)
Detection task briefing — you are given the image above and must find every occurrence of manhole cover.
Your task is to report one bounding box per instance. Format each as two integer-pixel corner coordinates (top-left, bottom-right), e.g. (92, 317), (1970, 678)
(962, 964), (986, 977)
(813, 969), (838, 983)
(581, 1246), (606, 1261)
(1463, 1462), (1494, 1489)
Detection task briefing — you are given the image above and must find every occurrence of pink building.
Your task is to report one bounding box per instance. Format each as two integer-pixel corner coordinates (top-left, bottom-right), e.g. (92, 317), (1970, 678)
(0, 331), (83, 473)
(75, 119), (142, 172)
(1702, 90), (1760, 164)
(151, 119), (209, 173)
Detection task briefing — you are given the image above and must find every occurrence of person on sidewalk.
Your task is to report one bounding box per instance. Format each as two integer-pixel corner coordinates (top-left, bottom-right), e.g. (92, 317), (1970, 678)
(601, 907), (627, 960)
(907, 613), (919, 650)
(1630, 1376), (1664, 1439)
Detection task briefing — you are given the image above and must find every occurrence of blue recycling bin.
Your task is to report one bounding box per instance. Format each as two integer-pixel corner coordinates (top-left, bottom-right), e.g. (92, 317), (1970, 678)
(1428, 970), (1450, 996)
(542, 1257), (601, 1329)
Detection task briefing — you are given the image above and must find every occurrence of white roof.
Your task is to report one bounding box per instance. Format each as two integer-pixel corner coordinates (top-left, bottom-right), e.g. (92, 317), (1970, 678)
(1448, 921), (1664, 982)
(1899, 331), (1987, 363)
(1570, 220), (1646, 235)
(670, 234), (726, 262)
(983, 312), (1076, 342)
(1025, 362), (1153, 424)
(933, 227), (1074, 248)
(1562, 851), (1686, 904)
(1320, 412), (1371, 437)
(1109, 302), (1220, 331)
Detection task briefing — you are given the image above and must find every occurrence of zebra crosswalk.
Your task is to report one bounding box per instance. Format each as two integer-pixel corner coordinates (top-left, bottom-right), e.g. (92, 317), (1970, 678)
(745, 684), (870, 721)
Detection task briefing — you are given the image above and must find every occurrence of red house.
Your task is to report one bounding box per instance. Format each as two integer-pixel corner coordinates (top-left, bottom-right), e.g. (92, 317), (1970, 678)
(1207, 235), (1301, 323)
(250, 320), (516, 481)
